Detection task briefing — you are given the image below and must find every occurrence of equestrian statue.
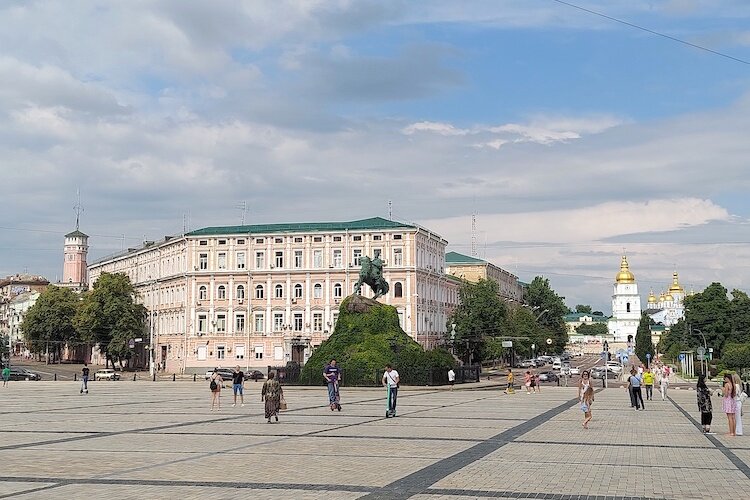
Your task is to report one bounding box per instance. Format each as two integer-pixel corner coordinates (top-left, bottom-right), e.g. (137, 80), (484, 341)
(354, 255), (389, 299)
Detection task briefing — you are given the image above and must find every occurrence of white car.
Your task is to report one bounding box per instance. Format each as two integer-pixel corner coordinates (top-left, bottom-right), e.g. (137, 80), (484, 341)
(552, 361), (562, 371)
(569, 367), (580, 375)
(606, 362), (623, 374)
(94, 369), (120, 381)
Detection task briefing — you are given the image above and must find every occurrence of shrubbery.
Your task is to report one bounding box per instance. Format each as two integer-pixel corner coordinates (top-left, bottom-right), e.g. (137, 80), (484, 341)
(299, 296), (454, 386)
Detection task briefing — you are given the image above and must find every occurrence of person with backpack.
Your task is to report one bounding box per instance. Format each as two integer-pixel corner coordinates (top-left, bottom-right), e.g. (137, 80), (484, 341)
(209, 368), (223, 411)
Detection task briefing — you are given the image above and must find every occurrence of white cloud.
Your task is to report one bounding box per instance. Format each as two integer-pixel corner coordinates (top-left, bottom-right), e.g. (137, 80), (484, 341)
(402, 121), (469, 136)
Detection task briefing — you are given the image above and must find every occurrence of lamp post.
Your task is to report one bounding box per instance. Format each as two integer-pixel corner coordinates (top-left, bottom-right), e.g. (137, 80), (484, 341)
(693, 327), (708, 375)
(450, 323), (456, 355)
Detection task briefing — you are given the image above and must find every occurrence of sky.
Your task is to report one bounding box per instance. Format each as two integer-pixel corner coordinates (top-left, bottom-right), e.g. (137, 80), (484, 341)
(2, 0), (750, 312)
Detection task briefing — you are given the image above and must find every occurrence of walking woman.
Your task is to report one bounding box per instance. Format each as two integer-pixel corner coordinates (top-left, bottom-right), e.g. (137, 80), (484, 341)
(209, 368), (223, 411)
(261, 371), (284, 423)
(722, 374), (737, 436)
(581, 386), (594, 429)
(697, 375), (713, 434)
(659, 369), (669, 401)
(524, 371), (532, 394)
(578, 370), (591, 401)
(732, 373), (745, 436)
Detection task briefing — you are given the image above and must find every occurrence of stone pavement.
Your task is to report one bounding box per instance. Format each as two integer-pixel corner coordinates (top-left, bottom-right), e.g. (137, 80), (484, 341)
(1, 381), (749, 499)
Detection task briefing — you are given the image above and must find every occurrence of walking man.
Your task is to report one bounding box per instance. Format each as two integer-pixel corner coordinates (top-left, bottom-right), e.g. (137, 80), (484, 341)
(643, 368), (654, 400)
(323, 358), (341, 410)
(2, 364), (10, 387)
(447, 368), (455, 390)
(80, 363), (90, 394)
(383, 364), (400, 417)
(232, 365), (245, 407)
(628, 368), (644, 410)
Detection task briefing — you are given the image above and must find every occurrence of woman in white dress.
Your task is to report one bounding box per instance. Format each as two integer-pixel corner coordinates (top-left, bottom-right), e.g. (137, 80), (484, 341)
(732, 374), (745, 436)
(659, 369), (669, 401)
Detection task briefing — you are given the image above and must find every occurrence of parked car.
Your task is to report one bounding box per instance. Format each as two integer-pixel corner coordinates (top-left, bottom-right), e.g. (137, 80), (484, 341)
(204, 368), (255, 381)
(248, 370), (265, 380)
(519, 359), (536, 368)
(591, 367), (618, 379)
(552, 361), (562, 371)
(538, 371), (559, 382)
(569, 367), (580, 375)
(8, 368), (41, 381)
(606, 361), (623, 374)
(95, 369), (120, 381)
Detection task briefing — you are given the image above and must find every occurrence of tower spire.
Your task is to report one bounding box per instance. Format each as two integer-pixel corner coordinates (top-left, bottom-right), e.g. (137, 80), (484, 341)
(73, 189), (84, 230)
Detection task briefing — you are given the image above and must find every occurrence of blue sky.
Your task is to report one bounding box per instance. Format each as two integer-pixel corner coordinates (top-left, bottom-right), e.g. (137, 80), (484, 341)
(2, 0), (750, 311)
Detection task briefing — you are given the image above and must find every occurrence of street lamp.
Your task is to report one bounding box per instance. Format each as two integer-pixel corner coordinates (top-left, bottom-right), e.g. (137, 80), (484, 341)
(450, 323), (456, 355)
(693, 327), (708, 375)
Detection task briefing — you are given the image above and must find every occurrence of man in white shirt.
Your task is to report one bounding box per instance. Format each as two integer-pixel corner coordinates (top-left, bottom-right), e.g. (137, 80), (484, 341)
(382, 364), (400, 417)
(447, 368), (456, 390)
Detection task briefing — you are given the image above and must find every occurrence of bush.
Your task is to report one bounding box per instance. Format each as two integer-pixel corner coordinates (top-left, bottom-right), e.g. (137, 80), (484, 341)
(300, 296), (455, 386)
(721, 343), (750, 371)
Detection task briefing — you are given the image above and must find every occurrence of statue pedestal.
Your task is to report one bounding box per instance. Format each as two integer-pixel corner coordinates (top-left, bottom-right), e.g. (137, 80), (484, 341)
(344, 294), (381, 314)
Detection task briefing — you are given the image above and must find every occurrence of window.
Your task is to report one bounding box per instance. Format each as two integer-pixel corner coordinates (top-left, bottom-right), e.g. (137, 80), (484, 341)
(235, 314), (245, 332)
(236, 285), (245, 300)
(373, 235), (382, 241)
(198, 314), (207, 333)
(255, 252), (265, 269)
(197, 346), (207, 360)
(275, 237), (283, 243)
(217, 345), (225, 359)
(313, 313), (323, 332)
(294, 283), (303, 299)
(254, 313), (264, 333)
(218, 252), (226, 269)
(255, 285), (264, 299)
(333, 236), (342, 242)
(293, 312), (303, 331)
(218, 239), (226, 245)
(237, 252), (246, 269)
(235, 345), (245, 359)
(216, 314), (226, 332)
(394, 282), (403, 298)
(393, 234), (402, 240)
(353, 249), (362, 266)
(294, 237), (303, 243)
(255, 238), (264, 244)
(274, 346), (284, 360)
(273, 313), (284, 331)
(393, 248), (403, 266)
(313, 283), (323, 299)
(294, 250), (303, 268)
(626, 302), (631, 313)
(333, 283), (343, 298)
(199, 253), (208, 270)
(199, 240), (208, 246)
(217, 285), (226, 299)
(373, 248), (382, 259)
(332, 312), (339, 328)
(353, 235), (362, 241)
(237, 239), (245, 245)
(274, 284), (283, 299)
(198, 286), (207, 301)
(313, 249), (323, 268)
(255, 346), (264, 359)
(313, 236), (322, 243)
(333, 249), (342, 268)
(274, 251), (284, 268)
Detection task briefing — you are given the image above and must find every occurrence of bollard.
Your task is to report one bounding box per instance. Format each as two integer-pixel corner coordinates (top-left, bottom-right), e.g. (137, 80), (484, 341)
(193, 373), (196, 382)
(74, 373), (77, 382)
(153, 373), (156, 382)
(54, 373), (57, 381)
(133, 373), (136, 382)
(172, 373), (176, 382)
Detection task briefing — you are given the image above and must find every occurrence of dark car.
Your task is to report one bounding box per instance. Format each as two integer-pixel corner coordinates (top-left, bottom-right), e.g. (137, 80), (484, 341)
(8, 368), (41, 381)
(538, 371), (558, 382)
(248, 370), (265, 381)
(205, 368), (256, 381)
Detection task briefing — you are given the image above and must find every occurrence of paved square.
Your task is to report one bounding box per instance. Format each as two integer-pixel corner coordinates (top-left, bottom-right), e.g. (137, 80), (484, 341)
(1, 381), (749, 499)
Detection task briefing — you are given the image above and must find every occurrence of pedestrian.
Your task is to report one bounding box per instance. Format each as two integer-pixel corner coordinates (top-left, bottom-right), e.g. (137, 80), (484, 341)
(628, 368), (644, 410)
(578, 370), (591, 401)
(2, 365), (9, 387)
(209, 367), (223, 411)
(524, 371), (532, 394)
(505, 368), (515, 394)
(659, 369), (669, 401)
(534, 371), (541, 393)
(581, 386), (594, 429)
(80, 363), (90, 394)
(722, 374), (737, 436)
(447, 368), (456, 390)
(261, 371), (284, 423)
(323, 358), (342, 410)
(627, 368), (637, 407)
(643, 368), (654, 400)
(697, 374), (713, 434)
(382, 364), (400, 417)
(732, 373), (746, 436)
(232, 365), (245, 408)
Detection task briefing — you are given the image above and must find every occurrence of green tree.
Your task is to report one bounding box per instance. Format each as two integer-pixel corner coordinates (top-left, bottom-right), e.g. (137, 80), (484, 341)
(575, 304), (592, 314)
(684, 282), (732, 355)
(657, 319), (687, 362)
(20, 286), (80, 362)
(575, 323), (609, 336)
(501, 306), (544, 360)
(525, 277), (569, 353)
(75, 272), (146, 368)
(729, 290), (750, 344)
(721, 343), (750, 370)
(446, 279), (507, 363)
(635, 312), (655, 364)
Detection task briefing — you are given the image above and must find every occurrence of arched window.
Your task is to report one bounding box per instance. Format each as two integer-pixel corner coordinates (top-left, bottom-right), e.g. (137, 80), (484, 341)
(626, 302), (631, 313)
(333, 283), (343, 298)
(275, 284), (284, 299)
(255, 285), (264, 299)
(198, 286), (207, 300)
(313, 283), (323, 299)
(236, 285), (245, 300)
(217, 285), (226, 299)
(394, 282), (403, 298)
(294, 283), (303, 299)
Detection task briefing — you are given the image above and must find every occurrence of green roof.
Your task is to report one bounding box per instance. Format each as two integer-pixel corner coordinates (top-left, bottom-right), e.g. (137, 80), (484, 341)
(445, 251), (485, 264)
(65, 229), (88, 238)
(187, 217), (415, 237)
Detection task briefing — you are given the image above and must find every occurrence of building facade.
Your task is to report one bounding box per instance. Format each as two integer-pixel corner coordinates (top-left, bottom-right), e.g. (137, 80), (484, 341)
(444, 251), (524, 304)
(646, 272), (686, 327)
(0, 274), (49, 353)
(88, 217), (460, 373)
(607, 256), (642, 344)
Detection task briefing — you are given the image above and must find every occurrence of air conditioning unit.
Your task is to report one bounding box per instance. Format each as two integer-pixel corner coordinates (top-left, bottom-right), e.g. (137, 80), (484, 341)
(270, 265), (275, 269)
(291, 299), (297, 304)
(334, 299), (340, 304)
(238, 299), (244, 304)
(196, 301), (202, 306)
(194, 266), (199, 271)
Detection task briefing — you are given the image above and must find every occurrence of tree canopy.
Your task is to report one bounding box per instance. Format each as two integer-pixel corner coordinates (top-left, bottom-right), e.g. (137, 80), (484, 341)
(446, 278), (507, 362)
(635, 312), (655, 365)
(575, 304), (592, 313)
(20, 286), (80, 361)
(524, 277), (569, 353)
(575, 323), (609, 336)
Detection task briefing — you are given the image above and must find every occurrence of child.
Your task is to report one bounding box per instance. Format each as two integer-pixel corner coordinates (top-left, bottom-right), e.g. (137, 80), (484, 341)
(505, 369), (515, 394)
(581, 386), (594, 429)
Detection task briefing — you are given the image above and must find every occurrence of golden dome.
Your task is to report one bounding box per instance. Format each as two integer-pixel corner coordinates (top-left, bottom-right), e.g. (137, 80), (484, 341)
(668, 272), (684, 294)
(615, 255), (635, 284)
(664, 293), (674, 301)
(647, 290), (657, 303)
(658, 292), (666, 302)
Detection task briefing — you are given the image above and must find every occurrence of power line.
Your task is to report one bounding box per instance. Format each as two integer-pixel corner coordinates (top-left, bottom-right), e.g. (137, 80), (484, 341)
(547, 0), (750, 66)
